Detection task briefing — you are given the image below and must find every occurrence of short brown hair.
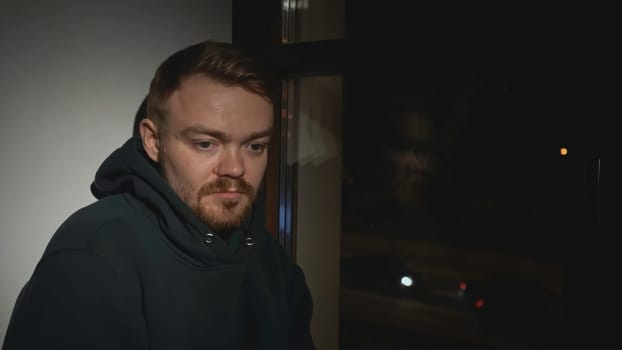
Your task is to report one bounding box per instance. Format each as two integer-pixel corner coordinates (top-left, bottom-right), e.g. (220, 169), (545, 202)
(146, 40), (273, 126)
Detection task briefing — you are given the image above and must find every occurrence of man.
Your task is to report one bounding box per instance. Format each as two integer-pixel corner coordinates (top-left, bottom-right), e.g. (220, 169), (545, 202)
(3, 40), (315, 350)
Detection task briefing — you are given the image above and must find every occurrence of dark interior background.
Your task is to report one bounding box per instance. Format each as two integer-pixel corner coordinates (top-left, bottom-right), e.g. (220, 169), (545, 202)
(234, 0), (608, 348)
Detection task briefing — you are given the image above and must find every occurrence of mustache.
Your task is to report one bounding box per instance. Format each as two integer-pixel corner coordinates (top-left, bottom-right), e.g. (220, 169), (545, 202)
(197, 178), (254, 198)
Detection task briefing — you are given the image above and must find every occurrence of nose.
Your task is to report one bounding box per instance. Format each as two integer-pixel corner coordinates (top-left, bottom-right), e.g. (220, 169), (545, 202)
(215, 148), (244, 178)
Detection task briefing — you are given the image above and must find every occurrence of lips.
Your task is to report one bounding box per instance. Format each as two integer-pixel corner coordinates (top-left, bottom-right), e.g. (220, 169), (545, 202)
(209, 190), (246, 199)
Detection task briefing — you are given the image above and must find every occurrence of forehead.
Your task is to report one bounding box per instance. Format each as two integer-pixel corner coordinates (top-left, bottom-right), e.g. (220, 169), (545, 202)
(165, 74), (273, 134)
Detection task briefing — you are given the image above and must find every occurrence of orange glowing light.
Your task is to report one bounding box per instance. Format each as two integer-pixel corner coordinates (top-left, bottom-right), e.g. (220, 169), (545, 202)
(560, 147), (568, 156)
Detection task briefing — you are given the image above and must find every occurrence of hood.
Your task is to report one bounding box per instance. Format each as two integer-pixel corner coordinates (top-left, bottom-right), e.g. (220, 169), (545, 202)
(90, 137), (267, 266)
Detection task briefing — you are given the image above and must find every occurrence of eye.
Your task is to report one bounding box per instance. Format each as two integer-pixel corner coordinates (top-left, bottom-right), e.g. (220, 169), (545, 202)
(247, 143), (267, 153)
(195, 141), (214, 150)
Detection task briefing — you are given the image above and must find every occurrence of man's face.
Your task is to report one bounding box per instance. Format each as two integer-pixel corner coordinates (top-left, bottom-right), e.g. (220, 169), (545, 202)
(386, 112), (439, 209)
(150, 74), (273, 232)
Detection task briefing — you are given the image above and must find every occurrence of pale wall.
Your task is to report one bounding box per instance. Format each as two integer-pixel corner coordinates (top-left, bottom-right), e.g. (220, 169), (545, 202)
(0, 0), (231, 344)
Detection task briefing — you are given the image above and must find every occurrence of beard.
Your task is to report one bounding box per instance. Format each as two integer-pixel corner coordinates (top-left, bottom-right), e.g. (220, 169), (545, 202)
(193, 177), (256, 233)
(162, 162), (256, 233)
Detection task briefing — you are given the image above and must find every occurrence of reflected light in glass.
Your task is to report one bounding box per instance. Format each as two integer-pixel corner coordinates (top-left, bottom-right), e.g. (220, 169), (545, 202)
(282, 0), (309, 10)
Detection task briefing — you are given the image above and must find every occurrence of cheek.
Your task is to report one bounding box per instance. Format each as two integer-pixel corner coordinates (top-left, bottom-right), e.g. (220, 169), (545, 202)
(168, 157), (209, 190)
(246, 158), (267, 187)
(188, 161), (217, 186)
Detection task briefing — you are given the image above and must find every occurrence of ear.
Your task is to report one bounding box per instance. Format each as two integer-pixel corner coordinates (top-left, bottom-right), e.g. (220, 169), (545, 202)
(140, 118), (161, 163)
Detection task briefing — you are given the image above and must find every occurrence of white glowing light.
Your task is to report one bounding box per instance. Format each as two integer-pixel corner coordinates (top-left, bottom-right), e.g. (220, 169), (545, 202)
(400, 276), (413, 287)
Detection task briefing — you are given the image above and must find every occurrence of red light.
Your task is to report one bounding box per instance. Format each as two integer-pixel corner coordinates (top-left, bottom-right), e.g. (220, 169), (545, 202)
(459, 282), (467, 290)
(475, 299), (485, 309)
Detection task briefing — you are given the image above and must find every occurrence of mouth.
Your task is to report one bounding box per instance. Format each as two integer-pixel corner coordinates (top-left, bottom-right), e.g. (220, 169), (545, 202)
(209, 190), (246, 200)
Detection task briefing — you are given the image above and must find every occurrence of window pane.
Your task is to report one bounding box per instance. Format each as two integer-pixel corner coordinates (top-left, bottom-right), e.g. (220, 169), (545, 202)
(339, 65), (566, 349)
(280, 64), (568, 350)
(284, 75), (343, 350)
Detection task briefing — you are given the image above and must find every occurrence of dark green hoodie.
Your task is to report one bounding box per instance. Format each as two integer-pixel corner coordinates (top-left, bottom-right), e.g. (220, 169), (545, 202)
(2, 137), (315, 350)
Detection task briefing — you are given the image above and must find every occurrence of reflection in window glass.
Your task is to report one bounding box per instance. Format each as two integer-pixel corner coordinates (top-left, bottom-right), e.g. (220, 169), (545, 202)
(282, 0), (344, 43)
(339, 65), (566, 349)
(284, 75), (343, 350)
(280, 66), (568, 350)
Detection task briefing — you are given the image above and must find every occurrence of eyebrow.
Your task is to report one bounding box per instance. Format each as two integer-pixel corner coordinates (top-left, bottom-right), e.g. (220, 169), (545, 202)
(180, 126), (273, 143)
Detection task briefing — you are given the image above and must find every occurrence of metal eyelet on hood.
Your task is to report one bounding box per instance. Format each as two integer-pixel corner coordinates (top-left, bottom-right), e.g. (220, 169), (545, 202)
(203, 233), (215, 244)
(244, 236), (255, 246)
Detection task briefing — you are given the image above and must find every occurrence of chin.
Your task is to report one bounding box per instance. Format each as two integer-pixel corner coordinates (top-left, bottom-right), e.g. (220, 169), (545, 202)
(197, 202), (251, 231)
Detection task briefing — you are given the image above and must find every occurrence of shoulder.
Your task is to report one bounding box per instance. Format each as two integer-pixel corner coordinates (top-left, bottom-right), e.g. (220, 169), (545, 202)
(43, 194), (150, 258)
(59, 194), (136, 230)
